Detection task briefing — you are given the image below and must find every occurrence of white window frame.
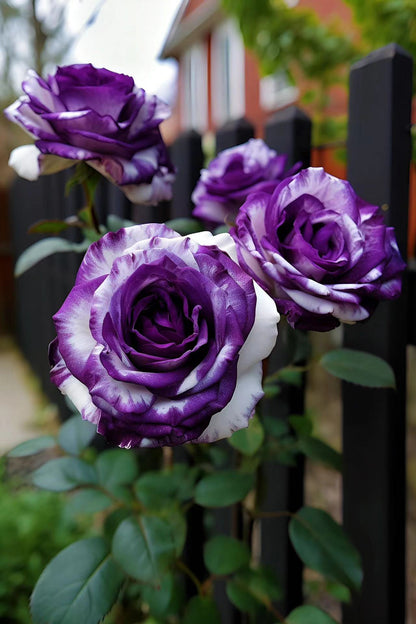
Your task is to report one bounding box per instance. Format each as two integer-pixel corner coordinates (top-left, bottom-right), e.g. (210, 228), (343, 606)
(181, 41), (208, 133)
(259, 71), (299, 111)
(211, 19), (245, 126)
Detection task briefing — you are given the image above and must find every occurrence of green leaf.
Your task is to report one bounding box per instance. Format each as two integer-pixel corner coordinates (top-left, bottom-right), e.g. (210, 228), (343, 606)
(326, 580), (351, 603)
(134, 465), (198, 510)
(289, 507), (362, 592)
(15, 238), (89, 277)
(262, 416), (290, 438)
(57, 415), (96, 455)
(32, 457), (97, 492)
(183, 595), (222, 624)
(134, 472), (180, 510)
(7, 435), (56, 457)
(297, 436), (342, 471)
(96, 448), (139, 487)
(262, 382), (281, 398)
(226, 567), (281, 613)
(28, 219), (71, 235)
(320, 348), (396, 388)
(226, 577), (260, 614)
(164, 218), (204, 235)
(141, 574), (175, 618)
(106, 214), (136, 231)
(195, 470), (254, 507)
(287, 605), (338, 623)
(103, 508), (132, 540)
(30, 537), (125, 624)
(289, 414), (314, 437)
(204, 535), (250, 575)
(161, 508), (187, 556)
(229, 415), (264, 455)
(112, 516), (177, 583)
(66, 489), (113, 516)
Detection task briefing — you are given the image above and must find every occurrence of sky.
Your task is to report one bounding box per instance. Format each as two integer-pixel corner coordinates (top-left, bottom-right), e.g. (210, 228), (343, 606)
(64, 0), (183, 101)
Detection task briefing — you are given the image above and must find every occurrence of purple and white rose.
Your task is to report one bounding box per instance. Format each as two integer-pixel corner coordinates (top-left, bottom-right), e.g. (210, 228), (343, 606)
(231, 167), (406, 331)
(192, 139), (299, 226)
(49, 224), (279, 448)
(4, 64), (175, 204)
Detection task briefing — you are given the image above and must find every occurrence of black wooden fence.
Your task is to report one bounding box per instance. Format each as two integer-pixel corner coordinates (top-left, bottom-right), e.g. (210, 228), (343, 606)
(8, 44), (413, 622)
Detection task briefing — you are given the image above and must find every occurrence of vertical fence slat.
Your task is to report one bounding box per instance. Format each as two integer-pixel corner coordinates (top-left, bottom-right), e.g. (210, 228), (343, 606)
(265, 105), (312, 168)
(343, 44), (412, 624)
(261, 106), (311, 614)
(170, 129), (204, 219)
(215, 117), (255, 153)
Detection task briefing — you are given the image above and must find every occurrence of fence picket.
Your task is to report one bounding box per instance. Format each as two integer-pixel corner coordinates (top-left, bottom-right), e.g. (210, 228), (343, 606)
(215, 117), (255, 153)
(343, 44), (412, 624)
(262, 106), (311, 614)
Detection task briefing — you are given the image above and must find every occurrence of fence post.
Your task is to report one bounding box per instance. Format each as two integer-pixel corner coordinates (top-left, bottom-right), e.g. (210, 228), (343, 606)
(265, 105), (311, 169)
(170, 129), (204, 219)
(215, 117), (254, 153)
(261, 107), (311, 614)
(343, 44), (412, 624)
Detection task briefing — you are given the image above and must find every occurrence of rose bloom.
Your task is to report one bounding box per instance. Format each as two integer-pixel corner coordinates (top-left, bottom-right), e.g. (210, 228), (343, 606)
(192, 138), (299, 226)
(231, 167), (406, 332)
(4, 64), (175, 204)
(49, 224), (279, 448)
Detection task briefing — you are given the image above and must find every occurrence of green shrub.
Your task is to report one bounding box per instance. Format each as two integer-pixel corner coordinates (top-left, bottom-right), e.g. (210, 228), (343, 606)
(0, 466), (89, 624)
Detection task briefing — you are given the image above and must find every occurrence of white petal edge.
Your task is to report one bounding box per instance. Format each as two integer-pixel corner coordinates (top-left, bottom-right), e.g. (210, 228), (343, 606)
(8, 144), (75, 180)
(196, 282), (279, 442)
(58, 372), (101, 425)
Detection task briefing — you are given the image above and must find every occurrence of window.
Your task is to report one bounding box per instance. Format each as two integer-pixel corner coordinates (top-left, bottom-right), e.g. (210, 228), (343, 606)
(211, 19), (245, 126)
(259, 71), (298, 111)
(181, 41), (208, 133)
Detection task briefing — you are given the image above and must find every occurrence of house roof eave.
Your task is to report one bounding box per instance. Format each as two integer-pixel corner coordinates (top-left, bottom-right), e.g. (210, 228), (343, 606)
(160, 0), (224, 59)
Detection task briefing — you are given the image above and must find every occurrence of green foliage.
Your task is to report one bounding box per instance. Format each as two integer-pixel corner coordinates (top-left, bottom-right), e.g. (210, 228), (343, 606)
(221, 0), (358, 145)
(183, 595), (222, 623)
(14, 237), (90, 277)
(96, 448), (139, 488)
(320, 348), (396, 388)
(221, 0), (357, 80)
(194, 470), (255, 507)
(140, 573), (179, 619)
(229, 414), (264, 455)
(289, 507), (363, 592)
(287, 605), (338, 623)
(7, 435), (56, 458)
(165, 218), (205, 235)
(57, 415), (96, 456)
(0, 474), (87, 624)
(226, 566), (282, 614)
(297, 435), (342, 471)
(344, 0), (416, 91)
(204, 535), (251, 575)
(32, 457), (97, 492)
(31, 537), (125, 624)
(112, 515), (178, 583)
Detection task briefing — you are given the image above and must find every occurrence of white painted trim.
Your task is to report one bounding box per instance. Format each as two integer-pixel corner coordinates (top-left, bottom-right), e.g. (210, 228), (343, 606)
(181, 40), (208, 133)
(211, 18), (245, 126)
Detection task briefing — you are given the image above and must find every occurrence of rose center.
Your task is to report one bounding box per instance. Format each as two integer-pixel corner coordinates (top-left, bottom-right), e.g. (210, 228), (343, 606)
(133, 289), (192, 346)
